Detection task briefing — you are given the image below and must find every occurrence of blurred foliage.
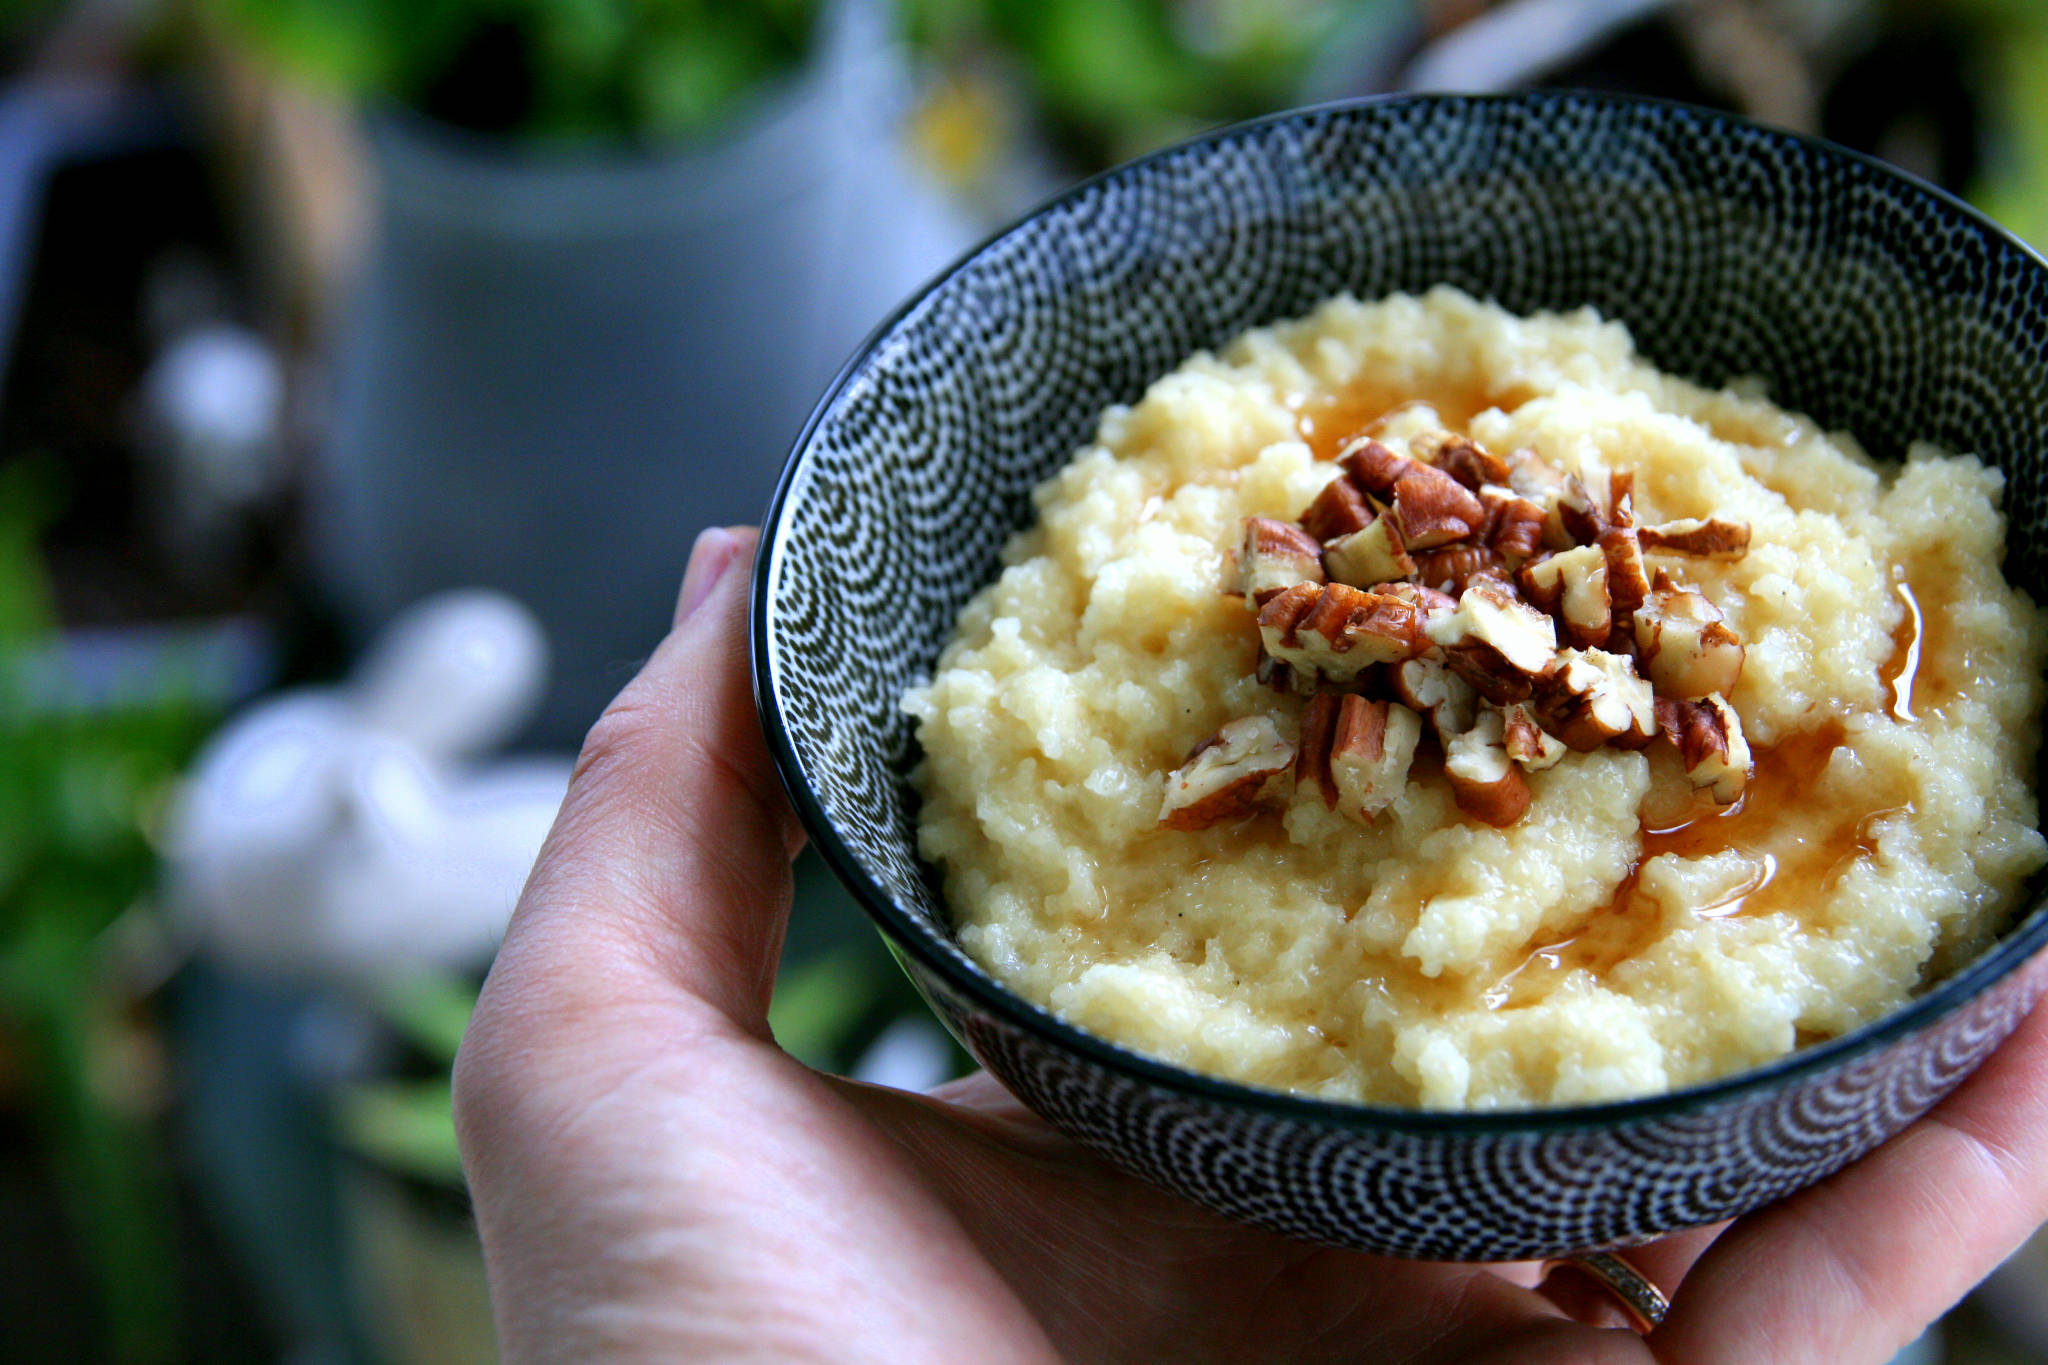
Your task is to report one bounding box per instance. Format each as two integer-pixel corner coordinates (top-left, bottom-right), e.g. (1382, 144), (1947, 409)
(207, 0), (819, 143)
(0, 459), (213, 1365)
(1957, 0), (2048, 252)
(337, 950), (883, 1187)
(899, 0), (1382, 166)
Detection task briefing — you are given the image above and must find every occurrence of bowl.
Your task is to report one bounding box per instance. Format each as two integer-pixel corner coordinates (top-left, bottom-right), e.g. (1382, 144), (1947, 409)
(750, 91), (2048, 1261)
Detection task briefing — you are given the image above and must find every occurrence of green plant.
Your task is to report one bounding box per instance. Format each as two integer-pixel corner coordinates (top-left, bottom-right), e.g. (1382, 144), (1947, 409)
(900, 0), (1389, 166)
(209, 0), (821, 144)
(0, 461), (214, 1365)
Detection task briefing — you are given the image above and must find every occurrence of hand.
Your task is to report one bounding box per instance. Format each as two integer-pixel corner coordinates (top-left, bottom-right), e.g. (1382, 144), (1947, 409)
(454, 526), (2048, 1364)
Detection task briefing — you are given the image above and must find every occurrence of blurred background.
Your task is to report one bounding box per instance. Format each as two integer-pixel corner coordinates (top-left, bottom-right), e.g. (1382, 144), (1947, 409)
(6, 0), (2048, 1360)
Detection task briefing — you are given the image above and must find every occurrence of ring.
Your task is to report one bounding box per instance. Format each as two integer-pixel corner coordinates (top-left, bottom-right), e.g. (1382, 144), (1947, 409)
(1538, 1251), (1672, 1333)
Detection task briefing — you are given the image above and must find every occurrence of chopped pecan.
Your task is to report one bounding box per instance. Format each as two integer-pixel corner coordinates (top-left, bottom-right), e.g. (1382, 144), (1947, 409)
(1654, 693), (1752, 804)
(1599, 524), (1652, 616)
(1390, 653), (1479, 740)
(1324, 514), (1417, 588)
(1500, 701), (1568, 772)
(1329, 695), (1422, 824)
(1338, 438), (1413, 497)
(1339, 438), (1487, 549)
(1640, 518), (1752, 560)
(1633, 574), (1745, 699)
(1479, 486), (1547, 563)
(1295, 693), (1342, 809)
(1557, 473), (1609, 546)
(1157, 716), (1294, 830)
(1391, 463), (1488, 549)
(1536, 648), (1657, 750)
(1376, 581), (1459, 616)
(1443, 707), (1533, 827)
(1413, 544), (1509, 596)
(1258, 582), (1430, 683)
(1516, 544), (1612, 649)
(1239, 517), (1325, 605)
(1424, 581), (1559, 677)
(1411, 429), (1510, 490)
(1301, 476), (1377, 542)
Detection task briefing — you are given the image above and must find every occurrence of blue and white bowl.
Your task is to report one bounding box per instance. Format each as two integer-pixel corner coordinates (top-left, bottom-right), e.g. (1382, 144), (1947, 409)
(751, 92), (2048, 1261)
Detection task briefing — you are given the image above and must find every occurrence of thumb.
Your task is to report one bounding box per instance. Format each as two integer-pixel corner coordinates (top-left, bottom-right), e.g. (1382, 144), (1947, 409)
(491, 525), (804, 1034)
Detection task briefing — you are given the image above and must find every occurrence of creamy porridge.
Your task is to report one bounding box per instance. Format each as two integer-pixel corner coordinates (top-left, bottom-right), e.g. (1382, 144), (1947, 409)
(901, 287), (2048, 1109)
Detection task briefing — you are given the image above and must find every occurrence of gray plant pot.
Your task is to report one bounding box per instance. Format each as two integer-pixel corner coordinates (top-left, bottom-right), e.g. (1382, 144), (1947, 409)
(315, 3), (973, 747)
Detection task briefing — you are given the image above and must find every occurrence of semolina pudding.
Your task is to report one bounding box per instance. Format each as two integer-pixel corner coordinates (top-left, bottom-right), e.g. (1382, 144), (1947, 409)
(901, 287), (2048, 1109)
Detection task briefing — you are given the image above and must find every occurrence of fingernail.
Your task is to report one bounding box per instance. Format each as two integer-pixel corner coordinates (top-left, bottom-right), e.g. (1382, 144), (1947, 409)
(675, 527), (740, 625)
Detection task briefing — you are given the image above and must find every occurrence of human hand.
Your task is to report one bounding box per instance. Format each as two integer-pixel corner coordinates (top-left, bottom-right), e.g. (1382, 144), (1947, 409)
(454, 525), (2048, 1364)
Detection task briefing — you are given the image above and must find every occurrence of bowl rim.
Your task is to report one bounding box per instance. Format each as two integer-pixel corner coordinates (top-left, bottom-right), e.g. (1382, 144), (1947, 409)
(752, 88), (2048, 1136)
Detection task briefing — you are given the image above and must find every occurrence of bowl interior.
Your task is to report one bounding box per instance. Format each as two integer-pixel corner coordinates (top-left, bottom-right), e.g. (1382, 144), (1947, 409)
(755, 91), (2048, 1124)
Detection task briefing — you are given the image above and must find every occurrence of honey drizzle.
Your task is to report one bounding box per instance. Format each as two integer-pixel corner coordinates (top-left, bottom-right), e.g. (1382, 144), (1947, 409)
(1884, 574), (1924, 721)
(1294, 378), (1537, 460)
(1484, 723), (1914, 1009)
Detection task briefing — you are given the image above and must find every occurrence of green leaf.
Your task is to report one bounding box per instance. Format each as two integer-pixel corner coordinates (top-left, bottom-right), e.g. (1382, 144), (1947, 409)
(336, 1079), (466, 1185)
(375, 972), (479, 1063)
(767, 948), (876, 1069)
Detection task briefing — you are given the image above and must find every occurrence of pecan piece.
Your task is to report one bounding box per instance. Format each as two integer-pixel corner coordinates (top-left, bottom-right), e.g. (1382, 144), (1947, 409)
(1516, 544), (1611, 649)
(1301, 476), (1376, 542)
(1324, 514), (1417, 589)
(1390, 653), (1479, 741)
(1329, 695), (1422, 824)
(1479, 485), (1547, 563)
(1655, 693), (1752, 804)
(1239, 517), (1325, 605)
(1411, 429), (1510, 490)
(1634, 573), (1745, 699)
(1500, 701), (1568, 772)
(1424, 581), (1559, 677)
(1443, 707), (1533, 827)
(1157, 716), (1294, 830)
(1391, 463), (1488, 549)
(1258, 582), (1430, 684)
(1536, 648), (1657, 750)
(1413, 544), (1508, 596)
(1339, 438), (1487, 549)
(1640, 518), (1752, 561)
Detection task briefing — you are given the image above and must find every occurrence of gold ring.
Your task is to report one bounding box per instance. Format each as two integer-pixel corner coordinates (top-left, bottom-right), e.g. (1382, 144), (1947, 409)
(1539, 1251), (1671, 1333)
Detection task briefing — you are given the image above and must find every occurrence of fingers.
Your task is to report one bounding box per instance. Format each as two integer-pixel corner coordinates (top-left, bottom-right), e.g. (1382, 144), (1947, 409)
(1652, 966), (2048, 1365)
(491, 525), (805, 1036)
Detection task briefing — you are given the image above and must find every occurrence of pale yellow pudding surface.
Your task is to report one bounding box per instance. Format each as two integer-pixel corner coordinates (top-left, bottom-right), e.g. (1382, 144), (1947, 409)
(902, 287), (2048, 1109)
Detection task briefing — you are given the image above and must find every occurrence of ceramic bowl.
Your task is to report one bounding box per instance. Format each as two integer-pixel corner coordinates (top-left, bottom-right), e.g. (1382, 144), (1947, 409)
(751, 92), (2048, 1261)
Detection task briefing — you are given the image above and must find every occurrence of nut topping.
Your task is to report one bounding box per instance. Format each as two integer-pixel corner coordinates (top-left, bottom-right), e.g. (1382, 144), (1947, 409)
(1324, 514), (1417, 588)
(1203, 434), (1757, 831)
(1390, 653), (1479, 740)
(1391, 463), (1488, 549)
(1443, 707), (1533, 827)
(1500, 702), (1568, 772)
(1411, 429), (1510, 490)
(1158, 716), (1295, 830)
(1479, 486), (1548, 563)
(1338, 437), (1487, 549)
(1301, 476), (1376, 542)
(1634, 573), (1745, 699)
(1425, 581), (1559, 677)
(1516, 544), (1612, 650)
(1655, 693), (1752, 803)
(1412, 544), (1508, 596)
(1239, 517), (1325, 605)
(1330, 696), (1422, 824)
(1538, 648), (1657, 751)
(1259, 582), (1430, 683)
(1640, 518), (1753, 560)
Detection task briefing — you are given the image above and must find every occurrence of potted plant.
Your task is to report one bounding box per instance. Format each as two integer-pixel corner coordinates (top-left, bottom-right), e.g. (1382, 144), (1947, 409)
(210, 0), (975, 746)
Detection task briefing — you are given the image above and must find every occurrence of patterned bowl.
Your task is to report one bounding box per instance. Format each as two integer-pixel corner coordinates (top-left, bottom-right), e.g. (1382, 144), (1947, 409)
(751, 92), (2048, 1261)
